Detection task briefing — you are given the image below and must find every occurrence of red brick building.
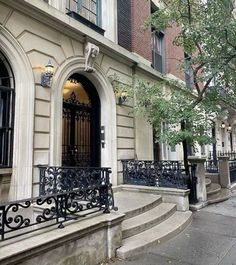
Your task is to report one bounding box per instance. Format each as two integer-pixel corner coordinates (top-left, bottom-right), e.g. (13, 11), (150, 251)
(118, 0), (185, 81)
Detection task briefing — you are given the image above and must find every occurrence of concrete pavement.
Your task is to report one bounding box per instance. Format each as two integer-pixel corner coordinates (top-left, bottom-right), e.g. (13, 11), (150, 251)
(112, 190), (236, 265)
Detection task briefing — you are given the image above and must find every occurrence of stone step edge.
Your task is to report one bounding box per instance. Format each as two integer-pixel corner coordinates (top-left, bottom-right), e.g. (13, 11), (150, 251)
(116, 211), (192, 259)
(206, 183), (222, 196)
(190, 189), (231, 210)
(207, 188), (231, 204)
(205, 178), (211, 188)
(124, 195), (163, 220)
(122, 203), (177, 239)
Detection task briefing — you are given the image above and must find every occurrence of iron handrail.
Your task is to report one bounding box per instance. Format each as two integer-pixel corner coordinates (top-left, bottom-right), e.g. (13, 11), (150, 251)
(121, 160), (188, 189)
(0, 166), (117, 241)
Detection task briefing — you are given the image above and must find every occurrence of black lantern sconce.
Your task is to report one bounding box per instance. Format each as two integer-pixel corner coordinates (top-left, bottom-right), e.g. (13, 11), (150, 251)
(41, 60), (54, 88)
(221, 122), (232, 132)
(118, 91), (127, 105)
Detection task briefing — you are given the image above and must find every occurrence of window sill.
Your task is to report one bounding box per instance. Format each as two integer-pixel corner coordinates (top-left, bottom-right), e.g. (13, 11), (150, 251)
(66, 11), (105, 35)
(0, 168), (12, 175)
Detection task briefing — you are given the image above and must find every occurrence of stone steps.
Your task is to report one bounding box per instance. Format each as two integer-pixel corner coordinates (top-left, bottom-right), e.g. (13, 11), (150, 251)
(115, 190), (192, 259)
(116, 211), (192, 259)
(122, 203), (177, 239)
(205, 178), (231, 205)
(205, 177), (211, 188)
(206, 182), (221, 196)
(114, 191), (162, 220)
(207, 188), (231, 204)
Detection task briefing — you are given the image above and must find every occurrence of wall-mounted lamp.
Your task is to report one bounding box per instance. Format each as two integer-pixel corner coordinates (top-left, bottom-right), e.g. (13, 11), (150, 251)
(41, 60), (54, 88)
(117, 91), (127, 105)
(227, 124), (232, 132)
(221, 122), (226, 129)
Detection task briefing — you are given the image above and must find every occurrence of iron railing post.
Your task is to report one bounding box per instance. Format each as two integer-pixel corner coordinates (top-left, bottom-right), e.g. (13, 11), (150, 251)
(39, 165), (46, 196)
(0, 205), (5, 241)
(102, 169), (111, 214)
(188, 164), (198, 204)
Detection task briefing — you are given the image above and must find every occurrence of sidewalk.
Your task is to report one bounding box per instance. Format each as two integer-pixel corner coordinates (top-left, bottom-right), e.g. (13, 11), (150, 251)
(112, 190), (236, 265)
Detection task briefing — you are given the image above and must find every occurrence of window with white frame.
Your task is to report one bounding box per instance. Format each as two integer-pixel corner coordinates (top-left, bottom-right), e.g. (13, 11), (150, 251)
(0, 51), (15, 168)
(67, 0), (101, 27)
(151, 30), (165, 73)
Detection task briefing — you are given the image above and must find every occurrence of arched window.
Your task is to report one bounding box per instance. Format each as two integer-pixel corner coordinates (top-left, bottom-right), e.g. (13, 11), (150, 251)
(0, 51), (15, 168)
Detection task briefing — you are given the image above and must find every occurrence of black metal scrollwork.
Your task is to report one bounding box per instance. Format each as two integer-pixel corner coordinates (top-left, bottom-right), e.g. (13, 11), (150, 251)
(0, 166), (117, 241)
(122, 160), (187, 189)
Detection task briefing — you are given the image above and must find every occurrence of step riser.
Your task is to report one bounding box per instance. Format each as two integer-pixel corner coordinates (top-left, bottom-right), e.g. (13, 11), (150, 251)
(207, 188), (231, 204)
(207, 186), (221, 196)
(117, 213), (192, 259)
(124, 196), (162, 220)
(207, 190), (221, 196)
(122, 205), (177, 239)
(205, 178), (211, 188)
(207, 191), (221, 200)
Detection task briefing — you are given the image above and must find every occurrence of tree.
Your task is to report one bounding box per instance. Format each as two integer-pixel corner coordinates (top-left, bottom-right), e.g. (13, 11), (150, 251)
(132, 0), (236, 171)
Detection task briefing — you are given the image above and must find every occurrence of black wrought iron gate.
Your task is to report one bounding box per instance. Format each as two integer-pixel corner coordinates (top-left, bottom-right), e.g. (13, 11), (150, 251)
(62, 90), (99, 167)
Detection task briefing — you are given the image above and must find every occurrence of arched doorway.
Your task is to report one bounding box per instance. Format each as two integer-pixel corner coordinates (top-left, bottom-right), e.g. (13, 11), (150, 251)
(62, 73), (101, 167)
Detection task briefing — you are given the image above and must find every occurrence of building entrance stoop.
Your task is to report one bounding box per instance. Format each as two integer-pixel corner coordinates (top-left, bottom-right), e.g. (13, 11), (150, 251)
(189, 177), (231, 210)
(206, 178), (231, 204)
(114, 189), (192, 259)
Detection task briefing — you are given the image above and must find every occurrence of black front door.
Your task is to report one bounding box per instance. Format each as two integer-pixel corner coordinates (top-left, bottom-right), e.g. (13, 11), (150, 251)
(62, 74), (100, 167)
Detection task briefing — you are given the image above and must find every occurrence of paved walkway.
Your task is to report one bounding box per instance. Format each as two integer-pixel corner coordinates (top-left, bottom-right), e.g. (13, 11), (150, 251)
(113, 190), (236, 265)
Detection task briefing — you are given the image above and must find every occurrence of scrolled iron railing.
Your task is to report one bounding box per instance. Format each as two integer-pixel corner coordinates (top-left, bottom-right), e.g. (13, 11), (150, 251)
(205, 159), (219, 173)
(0, 166), (117, 241)
(121, 160), (188, 189)
(208, 151), (236, 161)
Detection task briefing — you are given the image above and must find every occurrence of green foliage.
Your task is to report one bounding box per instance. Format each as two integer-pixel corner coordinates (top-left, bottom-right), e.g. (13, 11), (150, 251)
(136, 0), (236, 151)
(131, 78), (221, 149)
(149, 0), (236, 95)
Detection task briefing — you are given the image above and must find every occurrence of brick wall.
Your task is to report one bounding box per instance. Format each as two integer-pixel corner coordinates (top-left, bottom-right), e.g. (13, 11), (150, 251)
(130, 0), (152, 62)
(117, 0), (185, 80)
(164, 25), (185, 81)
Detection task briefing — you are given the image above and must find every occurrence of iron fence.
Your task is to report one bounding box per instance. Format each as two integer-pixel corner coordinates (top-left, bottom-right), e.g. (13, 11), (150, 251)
(122, 160), (188, 189)
(205, 160), (219, 173)
(0, 166), (116, 241)
(39, 166), (112, 195)
(208, 151), (236, 161)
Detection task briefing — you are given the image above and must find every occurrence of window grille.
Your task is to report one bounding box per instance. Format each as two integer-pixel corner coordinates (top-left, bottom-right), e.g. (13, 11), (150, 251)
(0, 52), (15, 168)
(67, 0), (101, 26)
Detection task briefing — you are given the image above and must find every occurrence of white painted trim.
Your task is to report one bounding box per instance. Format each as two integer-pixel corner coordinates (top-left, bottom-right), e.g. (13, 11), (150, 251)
(50, 57), (118, 185)
(0, 26), (35, 200)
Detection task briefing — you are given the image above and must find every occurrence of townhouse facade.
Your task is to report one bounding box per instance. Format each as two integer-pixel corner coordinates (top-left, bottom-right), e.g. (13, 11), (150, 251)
(0, 0), (154, 202)
(0, 0), (236, 203)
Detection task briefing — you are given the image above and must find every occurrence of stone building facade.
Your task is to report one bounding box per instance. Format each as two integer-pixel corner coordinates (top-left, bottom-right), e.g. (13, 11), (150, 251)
(0, 0), (235, 203)
(0, 0), (155, 202)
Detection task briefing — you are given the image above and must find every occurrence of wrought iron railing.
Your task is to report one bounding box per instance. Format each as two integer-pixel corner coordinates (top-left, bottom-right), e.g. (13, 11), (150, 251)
(39, 166), (111, 195)
(208, 151), (236, 161)
(0, 166), (116, 241)
(122, 160), (188, 189)
(205, 160), (219, 173)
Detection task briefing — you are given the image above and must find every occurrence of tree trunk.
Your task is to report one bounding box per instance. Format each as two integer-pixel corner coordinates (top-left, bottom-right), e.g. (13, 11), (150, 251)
(181, 121), (190, 175)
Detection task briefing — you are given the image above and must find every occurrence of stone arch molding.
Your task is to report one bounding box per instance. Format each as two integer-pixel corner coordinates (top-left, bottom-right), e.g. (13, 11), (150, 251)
(50, 57), (118, 185)
(0, 26), (35, 200)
